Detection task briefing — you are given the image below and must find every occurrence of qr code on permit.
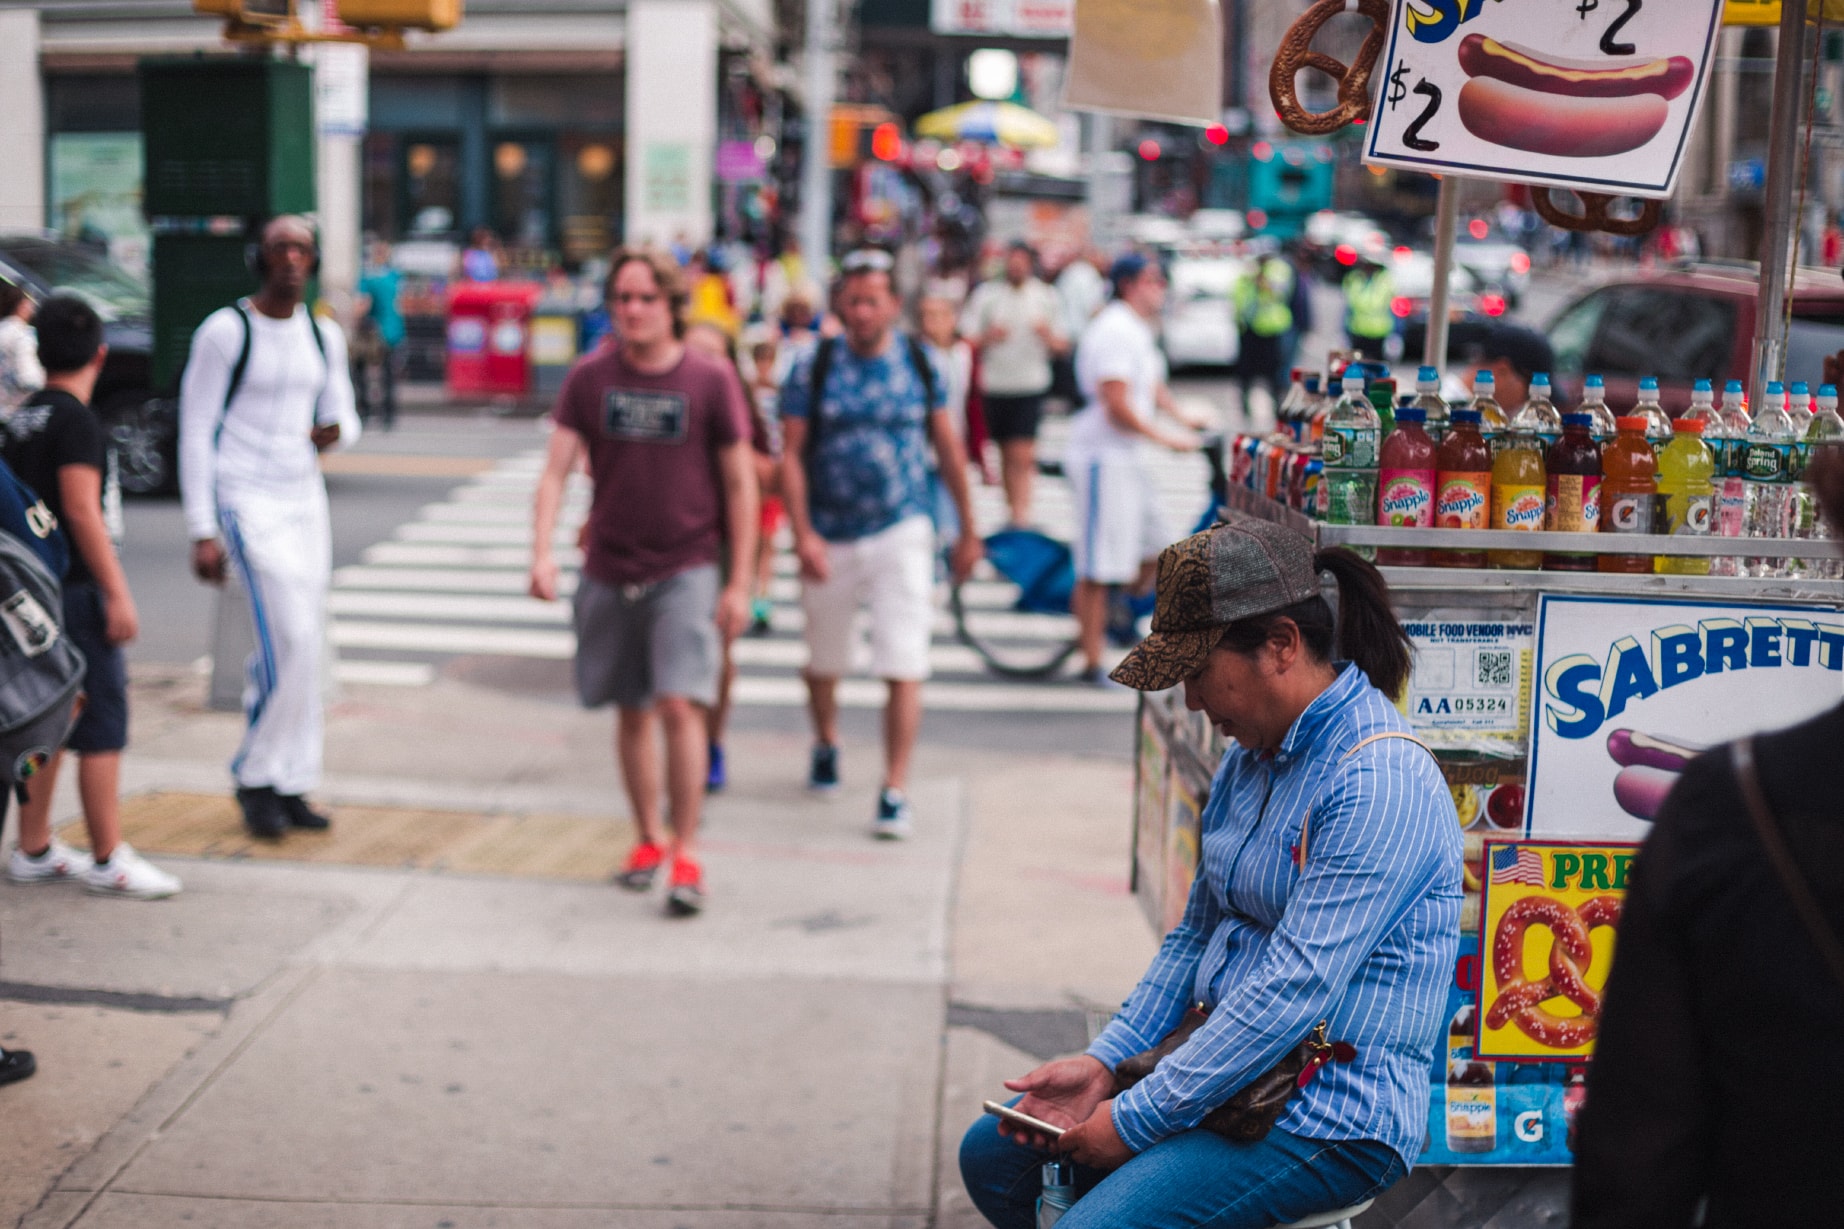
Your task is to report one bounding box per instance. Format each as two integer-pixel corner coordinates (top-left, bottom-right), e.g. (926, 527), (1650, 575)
(1475, 650), (1513, 688)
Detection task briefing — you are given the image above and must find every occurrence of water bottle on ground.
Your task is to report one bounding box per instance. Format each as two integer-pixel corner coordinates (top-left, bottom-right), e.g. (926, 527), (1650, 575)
(1579, 374), (1617, 444)
(1632, 376), (1674, 456)
(1802, 384), (1844, 579)
(1323, 374), (1380, 557)
(1412, 365), (1449, 442)
(1743, 381), (1797, 577)
(1510, 372), (1562, 453)
(1656, 417), (1715, 575)
(1037, 1159), (1076, 1226)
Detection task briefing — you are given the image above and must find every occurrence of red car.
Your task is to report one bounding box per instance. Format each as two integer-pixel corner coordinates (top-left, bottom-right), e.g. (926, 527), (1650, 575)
(1545, 264), (1844, 413)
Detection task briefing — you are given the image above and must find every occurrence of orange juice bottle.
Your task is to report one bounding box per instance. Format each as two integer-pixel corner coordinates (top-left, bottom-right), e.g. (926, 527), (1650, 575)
(1489, 421), (1546, 569)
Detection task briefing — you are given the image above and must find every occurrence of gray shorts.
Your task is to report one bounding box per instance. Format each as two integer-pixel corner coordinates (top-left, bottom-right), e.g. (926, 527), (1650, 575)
(572, 565), (720, 710)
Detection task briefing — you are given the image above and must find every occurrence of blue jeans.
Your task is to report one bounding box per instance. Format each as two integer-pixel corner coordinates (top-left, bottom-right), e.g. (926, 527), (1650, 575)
(958, 1110), (1405, 1229)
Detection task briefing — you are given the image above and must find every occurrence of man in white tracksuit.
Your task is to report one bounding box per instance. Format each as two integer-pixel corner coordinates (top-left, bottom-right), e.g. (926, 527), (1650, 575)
(178, 215), (360, 840)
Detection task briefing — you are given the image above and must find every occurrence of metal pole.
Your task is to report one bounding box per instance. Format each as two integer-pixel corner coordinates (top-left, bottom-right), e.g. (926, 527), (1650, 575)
(1424, 176), (1460, 371)
(799, 0), (834, 273)
(1086, 111), (1115, 251)
(1752, 1), (1808, 403)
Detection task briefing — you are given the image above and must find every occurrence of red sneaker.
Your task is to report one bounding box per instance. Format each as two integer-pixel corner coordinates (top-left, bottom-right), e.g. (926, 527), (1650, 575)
(665, 855), (705, 916)
(614, 842), (664, 890)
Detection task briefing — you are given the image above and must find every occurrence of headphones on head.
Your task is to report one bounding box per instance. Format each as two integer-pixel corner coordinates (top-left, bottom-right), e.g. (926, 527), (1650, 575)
(246, 217), (322, 281)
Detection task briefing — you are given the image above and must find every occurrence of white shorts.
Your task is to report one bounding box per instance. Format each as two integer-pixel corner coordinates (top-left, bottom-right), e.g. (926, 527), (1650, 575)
(802, 514), (936, 681)
(1069, 453), (1171, 584)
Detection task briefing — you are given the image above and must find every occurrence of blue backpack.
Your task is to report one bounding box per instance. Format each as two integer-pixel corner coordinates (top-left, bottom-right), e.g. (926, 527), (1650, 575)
(0, 458), (68, 581)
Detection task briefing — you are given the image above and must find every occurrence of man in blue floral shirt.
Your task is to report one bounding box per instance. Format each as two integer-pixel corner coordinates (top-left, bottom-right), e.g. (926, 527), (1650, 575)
(780, 250), (981, 838)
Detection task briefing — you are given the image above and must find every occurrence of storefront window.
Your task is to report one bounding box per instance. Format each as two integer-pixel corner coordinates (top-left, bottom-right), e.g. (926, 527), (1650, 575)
(559, 135), (622, 264)
(404, 137), (462, 237)
(491, 138), (553, 248)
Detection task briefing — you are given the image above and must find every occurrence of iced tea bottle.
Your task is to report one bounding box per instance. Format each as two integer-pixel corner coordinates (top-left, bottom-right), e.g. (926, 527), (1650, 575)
(1544, 411), (1603, 572)
(1598, 416), (1658, 574)
(1489, 421), (1546, 569)
(1435, 406), (1491, 568)
(1377, 406), (1437, 567)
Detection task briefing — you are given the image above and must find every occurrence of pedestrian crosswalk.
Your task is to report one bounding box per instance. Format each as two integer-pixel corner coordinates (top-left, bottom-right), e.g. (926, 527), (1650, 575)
(330, 418), (1219, 714)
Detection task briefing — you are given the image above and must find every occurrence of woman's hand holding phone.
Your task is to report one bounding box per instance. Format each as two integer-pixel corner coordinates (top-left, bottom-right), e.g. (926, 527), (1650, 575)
(994, 1055), (1116, 1150)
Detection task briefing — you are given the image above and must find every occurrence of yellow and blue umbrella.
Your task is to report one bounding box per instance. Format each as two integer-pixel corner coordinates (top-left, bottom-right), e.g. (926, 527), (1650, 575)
(914, 101), (1060, 150)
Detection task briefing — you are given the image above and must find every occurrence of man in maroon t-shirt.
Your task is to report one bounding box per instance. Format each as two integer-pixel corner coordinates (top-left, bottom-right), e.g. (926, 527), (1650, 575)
(529, 250), (757, 916)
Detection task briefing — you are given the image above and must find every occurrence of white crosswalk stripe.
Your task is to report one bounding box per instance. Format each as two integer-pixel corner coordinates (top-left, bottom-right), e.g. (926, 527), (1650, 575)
(331, 422), (1211, 713)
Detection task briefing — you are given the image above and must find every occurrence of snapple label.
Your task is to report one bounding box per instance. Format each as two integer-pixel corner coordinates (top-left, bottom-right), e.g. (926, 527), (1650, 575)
(1377, 470), (1434, 528)
(1494, 486), (1546, 532)
(1436, 474), (1490, 529)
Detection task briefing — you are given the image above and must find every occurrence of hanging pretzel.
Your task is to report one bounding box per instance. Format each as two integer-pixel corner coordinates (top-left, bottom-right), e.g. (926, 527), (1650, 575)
(1532, 187), (1663, 238)
(1269, 0), (1392, 136)
(1486, 895), (1622, 1050)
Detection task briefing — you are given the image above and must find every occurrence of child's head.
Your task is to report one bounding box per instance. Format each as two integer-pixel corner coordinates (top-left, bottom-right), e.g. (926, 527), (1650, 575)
(35, 294), (103, 376)
(917, 295), (958, 348)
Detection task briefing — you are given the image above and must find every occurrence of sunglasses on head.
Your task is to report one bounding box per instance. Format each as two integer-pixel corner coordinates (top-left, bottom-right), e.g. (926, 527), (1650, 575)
(840, 249), (895, 274)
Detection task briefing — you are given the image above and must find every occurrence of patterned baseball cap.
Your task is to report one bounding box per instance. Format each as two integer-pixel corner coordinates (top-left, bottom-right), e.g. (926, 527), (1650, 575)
(1110, 517), (1323, 691)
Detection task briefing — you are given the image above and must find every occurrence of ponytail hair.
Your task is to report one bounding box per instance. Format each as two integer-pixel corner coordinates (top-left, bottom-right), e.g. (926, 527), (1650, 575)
(1214, 546), (1413, 699)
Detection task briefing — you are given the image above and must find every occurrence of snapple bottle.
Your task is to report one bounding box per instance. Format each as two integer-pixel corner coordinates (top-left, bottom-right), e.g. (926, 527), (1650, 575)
(1376, 405), (1436, 567)
(1544, 411), (1602, 572)
(1598, 415), (1657, 574)
(1435, 406), (1491, 568)
(1489, 420), (1546, 569)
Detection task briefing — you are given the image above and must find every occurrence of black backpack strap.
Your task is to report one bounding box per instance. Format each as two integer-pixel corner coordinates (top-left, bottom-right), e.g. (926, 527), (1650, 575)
(224, 300), (254, 414)
(905, 335), (938, 413)
(803, 335), (836, 464)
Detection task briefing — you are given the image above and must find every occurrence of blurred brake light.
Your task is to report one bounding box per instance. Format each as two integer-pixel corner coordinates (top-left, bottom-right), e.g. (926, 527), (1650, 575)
(1393, 245), (1413, 261)
(1480, 293), (1507, 317)
(1468, 219), (1489, 239)
(1391, 296), (1414, 318)
(1509, 251), (1531, 274)
(1334, 244), (1357, 266)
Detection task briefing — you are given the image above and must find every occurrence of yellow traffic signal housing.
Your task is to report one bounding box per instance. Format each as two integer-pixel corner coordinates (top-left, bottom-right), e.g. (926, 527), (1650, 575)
(335, 0), (462, 30)
(193, 0), (293, 22)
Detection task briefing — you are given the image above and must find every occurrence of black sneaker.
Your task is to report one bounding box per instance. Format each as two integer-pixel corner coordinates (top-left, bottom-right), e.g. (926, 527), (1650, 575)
(808, 743), (840, 792)
(236, 787), (287, 840)
(0, 1047), (37, 1087)
(278, 795), (332, 831)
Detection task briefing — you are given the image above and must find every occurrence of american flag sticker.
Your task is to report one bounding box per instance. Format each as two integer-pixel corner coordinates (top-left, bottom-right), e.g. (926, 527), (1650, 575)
(1490, 844), (1547, 887)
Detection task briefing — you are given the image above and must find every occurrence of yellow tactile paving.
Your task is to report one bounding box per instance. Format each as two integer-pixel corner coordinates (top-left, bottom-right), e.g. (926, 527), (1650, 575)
(59, 792), (628, 881)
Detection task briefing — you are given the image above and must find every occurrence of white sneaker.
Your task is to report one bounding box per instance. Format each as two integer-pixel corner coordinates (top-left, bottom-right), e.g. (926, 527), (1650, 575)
(7, 837), (94, 884)
(873, 788), (913, 841)
(82, 843), (181, 900)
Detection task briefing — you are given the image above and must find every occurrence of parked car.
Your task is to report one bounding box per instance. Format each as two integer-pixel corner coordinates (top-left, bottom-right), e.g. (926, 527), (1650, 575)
(1162, 255), (1246, 370)
(0, 234), (170, 495)
(1544, 264), (1844, 412)
(1300, 210), (1390, 280)
(1450, 218), (1531, 309)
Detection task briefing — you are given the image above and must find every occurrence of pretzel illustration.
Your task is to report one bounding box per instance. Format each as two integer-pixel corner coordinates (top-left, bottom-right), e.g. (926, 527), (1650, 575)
(1486, 895), (1623, 1049)
(1269, 0), (1392, 136)
(1532, 187), (1663, 237)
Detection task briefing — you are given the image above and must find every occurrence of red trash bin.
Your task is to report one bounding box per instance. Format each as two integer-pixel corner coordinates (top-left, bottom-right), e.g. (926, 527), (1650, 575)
(447, 282), (543, 397)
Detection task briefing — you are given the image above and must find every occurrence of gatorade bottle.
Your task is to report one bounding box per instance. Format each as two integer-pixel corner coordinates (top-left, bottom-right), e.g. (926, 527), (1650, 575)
(1510, 372), (1563, 452)
(1802, 384), (1844, 578)
(1324, 373), (1380, 553)
(1709, 378), (1750, 576)
(1656, 418), (1715, 575)
(1544, 411), (1602, 572)
(1435, 406), (1492, 568)
(1412, 365), (1450, 442)
(1598, 416), (1657, 574)
(1743, 381), (1797, 577)
(1579, 375), (1617, 443)
(1377, 406), (1437, 567)
(1632, 377), (1673, 455)
(1471, 370), (1508, 456)
(1489, 416), (1546, 569)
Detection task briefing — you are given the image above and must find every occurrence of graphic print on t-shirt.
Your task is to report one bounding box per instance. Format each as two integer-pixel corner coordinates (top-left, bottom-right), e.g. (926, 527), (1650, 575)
(603, 389), (689, 443)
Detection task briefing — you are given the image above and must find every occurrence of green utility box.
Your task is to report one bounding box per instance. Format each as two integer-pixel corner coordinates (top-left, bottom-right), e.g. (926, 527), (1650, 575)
(141, 58), (315, 218)
(149, 233), (255, 390)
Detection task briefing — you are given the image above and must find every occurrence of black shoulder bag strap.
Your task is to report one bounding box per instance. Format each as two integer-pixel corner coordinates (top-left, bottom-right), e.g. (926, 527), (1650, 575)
(803, 335), (836, 466)
(904, 335), (938, 411)
(1732, 737), (1844, 993)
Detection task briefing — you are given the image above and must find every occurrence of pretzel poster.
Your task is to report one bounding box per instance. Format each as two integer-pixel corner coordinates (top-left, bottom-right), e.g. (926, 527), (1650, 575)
(1528, 595), (1844, 840)
(1361, 0), (1726, 196)
(1476, 840), (1635, 1062)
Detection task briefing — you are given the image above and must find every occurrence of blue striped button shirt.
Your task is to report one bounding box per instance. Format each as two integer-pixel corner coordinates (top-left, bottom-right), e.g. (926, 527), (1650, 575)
(1089, 663), (1463, 1164)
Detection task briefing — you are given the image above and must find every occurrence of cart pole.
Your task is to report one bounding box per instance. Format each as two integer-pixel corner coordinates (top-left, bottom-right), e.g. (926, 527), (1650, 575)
(1424, 175), (1461, 371)
(1751, 0), (1809, 404)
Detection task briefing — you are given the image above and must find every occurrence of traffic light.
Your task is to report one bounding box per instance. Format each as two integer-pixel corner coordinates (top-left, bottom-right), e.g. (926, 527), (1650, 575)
(870, 122), (901, 162)
(336, 0), (462, 30)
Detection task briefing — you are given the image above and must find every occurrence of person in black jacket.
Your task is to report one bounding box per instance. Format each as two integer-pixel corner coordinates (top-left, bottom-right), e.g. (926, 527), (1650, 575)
(1571, 451), (1844, 1227)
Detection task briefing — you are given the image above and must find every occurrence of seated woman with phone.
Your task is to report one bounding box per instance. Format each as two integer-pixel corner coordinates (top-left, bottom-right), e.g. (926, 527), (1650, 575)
(959, 517), (1462, 1228)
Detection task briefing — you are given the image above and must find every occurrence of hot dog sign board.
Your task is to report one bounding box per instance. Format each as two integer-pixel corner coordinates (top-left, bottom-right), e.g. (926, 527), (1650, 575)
(1362, 0), (1726, 196)
(1527, 595), (1844, 840)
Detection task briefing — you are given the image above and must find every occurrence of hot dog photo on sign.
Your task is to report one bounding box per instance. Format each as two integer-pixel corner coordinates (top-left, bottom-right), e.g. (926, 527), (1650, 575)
(1363, 0), (1726, 196)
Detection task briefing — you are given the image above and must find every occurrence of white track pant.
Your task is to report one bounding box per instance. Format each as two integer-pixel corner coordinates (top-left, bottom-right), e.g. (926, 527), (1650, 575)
(219, 488), (331, 795)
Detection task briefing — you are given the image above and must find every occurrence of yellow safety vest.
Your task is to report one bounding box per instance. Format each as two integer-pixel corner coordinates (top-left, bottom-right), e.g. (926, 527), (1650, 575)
(1236, 258), (1294, 338)
(1343, 268), (1395, 340)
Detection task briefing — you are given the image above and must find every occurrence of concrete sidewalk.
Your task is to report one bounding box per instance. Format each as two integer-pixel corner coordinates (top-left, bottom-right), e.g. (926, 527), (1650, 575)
(0, 665), (1155, 1228)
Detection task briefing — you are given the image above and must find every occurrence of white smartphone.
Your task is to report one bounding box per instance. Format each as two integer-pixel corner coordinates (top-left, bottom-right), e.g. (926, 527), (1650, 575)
(982, 1099), (1066, 1139)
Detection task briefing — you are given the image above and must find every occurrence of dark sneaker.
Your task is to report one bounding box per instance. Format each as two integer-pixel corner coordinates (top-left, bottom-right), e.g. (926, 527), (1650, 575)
(236, 787), (287, 840)
(706, 743), (727, 793)
(749, 599), (773, 635)
(0, 1048), (35, 1087)
(873, 788), (913, 840)
(278, 794), (332, 831)
(664, 856), (705, 917)
(614, 841), (664, 891)
(808, 743), (840, 792)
